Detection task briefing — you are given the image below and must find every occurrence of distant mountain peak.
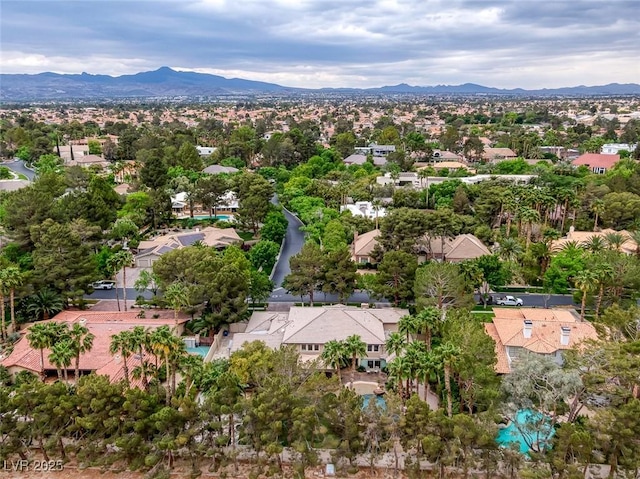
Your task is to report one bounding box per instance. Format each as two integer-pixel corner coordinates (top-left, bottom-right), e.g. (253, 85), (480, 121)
(1, 68), (639, 101)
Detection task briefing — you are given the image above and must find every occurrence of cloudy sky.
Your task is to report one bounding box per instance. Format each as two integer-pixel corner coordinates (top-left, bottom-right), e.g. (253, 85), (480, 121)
(1, 0), (638, 89)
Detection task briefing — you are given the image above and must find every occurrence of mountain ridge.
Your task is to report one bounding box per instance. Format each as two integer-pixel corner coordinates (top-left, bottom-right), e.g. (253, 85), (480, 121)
(2, 67), (639, 100)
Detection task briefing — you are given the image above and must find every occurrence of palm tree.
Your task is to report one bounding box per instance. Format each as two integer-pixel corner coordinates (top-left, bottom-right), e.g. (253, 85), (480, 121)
(26, 288), (64, 321)
(130, 326), (151, 390)
(583, 236), (607, 254)
(498, 237), (523, 263)
(27, 323), (50, 378)
(573, 270), (597, 321)
(163, 281), (190, 329)
(107, 250), (134, 311)
(0, 266), (22, 334)
(68, 323), (94, 381)
(385, 331), (407, 359)
(629, 230), (640, 257)
(398, 314), (419, 341)
(0, 274), (6, 340)
(591, 199), (605, 231)
(49, 338), (75, 383)
(371, 199), (383, 229)
(518, 207), (541, 249)
(415, 307), (440, 351)
(387, 356), (409, 399)
(321, 339), (348, 384)
(415, 349), (436, 402)
(604, 232), (628, 252)
(404, 340), (427, 396)
(151, 326), (176, 404)
(344, 334), (367, 384)
(593, 262), (614, 319)
(436, 342), (460, 418)
(109, 330), (135, 388)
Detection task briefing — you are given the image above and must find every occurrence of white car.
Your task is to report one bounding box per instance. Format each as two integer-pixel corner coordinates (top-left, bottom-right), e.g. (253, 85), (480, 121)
(91, 280), (116, 290)
(494, 295), (523, 306)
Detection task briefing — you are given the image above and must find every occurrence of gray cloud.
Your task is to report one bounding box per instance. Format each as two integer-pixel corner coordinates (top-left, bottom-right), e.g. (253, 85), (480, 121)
(1, 0), (638, 88)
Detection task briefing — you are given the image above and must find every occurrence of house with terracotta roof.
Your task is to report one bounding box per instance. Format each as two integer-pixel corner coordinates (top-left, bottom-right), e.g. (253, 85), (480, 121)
(572, 153), (620, 174)
(551, 227), (638, 256)
(484, 308), (598, 374)
(0, 311), (190, 383)
(351, 229), (381, 264)
(227, 305), (408, 371)
(135, 226), (243, 268)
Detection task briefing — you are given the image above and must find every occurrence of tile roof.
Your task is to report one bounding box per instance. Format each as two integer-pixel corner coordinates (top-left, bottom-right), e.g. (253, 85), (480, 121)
(551, 228), (638, 255)
(484, 308), (598, 373)
(572, 153), (620, 169)
(1, 311), (188, 383)
(137, 226), (242, 258)
(353, 229), (380, 257)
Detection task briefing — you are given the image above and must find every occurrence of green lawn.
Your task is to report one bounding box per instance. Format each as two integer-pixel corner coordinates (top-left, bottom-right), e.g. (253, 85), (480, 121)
(238, 231), (255, 241)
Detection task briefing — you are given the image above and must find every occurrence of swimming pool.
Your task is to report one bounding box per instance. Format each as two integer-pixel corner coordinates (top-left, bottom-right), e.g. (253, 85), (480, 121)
(186, 346), (211, 358)
(496, 409), (554, 454)
(362, 394), (386, 410)
(180, 215), (230, 221)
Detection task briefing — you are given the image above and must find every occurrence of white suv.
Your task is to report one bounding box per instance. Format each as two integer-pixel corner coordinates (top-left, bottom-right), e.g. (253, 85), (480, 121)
(91, 280), (116, 290)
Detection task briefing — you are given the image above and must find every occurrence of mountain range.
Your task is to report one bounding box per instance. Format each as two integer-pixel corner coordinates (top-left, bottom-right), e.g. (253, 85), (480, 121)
(2, 67), (639, 101)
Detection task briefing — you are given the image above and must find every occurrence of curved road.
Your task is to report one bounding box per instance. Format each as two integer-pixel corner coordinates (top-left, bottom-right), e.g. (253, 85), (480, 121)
(269, 197), (306, 289)
(4, 159), (35, 181)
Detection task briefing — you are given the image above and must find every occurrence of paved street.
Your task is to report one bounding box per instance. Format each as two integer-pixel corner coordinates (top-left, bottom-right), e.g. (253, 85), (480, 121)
(4, 159), (35, 180)
(269, 196), (306, 288)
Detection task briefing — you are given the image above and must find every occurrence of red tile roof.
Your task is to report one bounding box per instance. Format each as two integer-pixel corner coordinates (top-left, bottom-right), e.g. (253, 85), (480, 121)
(572, 153), (620, 169)
(1, 310), (187, 384)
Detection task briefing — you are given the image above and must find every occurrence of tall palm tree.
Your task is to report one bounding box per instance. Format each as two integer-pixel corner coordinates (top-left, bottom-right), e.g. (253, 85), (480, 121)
(0, 274), (6, 341)
(151, 326), (176, 404)
(415, 307), (441, 351)
(68, 323), (94, 381)
(518, 207), (541, 249)
(26, 288), (64, 321)
(130, 326), (152, 390)
(163, 281), (190, 329)
(0, 266), (22, 334)
(27, 323), (50, 378)
(167, 335), (187, 397)
(436, 342), (460, 418)
(387, 356), (409, 399)
(415, 349), (436, 402)
(404, 340), (428, 396)
(344, 334), (367, 384)
(591, 199), (605, 231)
(321, 339), (348, 384)
(398, 314), (419, 341)
(49, 338), (75, 384)
(593, 262), (614, 319)
(109, 330), (135, 388)
(573, 270), (597, 321)
(107, 250), (134, 311)
(385, 332), (407, 360)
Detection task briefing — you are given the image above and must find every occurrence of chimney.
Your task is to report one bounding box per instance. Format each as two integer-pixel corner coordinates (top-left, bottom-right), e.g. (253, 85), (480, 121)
(560, 326), (571, 346)
(523, 320), (533, 339)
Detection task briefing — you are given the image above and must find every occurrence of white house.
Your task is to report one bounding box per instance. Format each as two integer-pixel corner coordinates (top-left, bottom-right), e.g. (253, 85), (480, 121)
(340, 201), (387, 220)
(601, 143), (636, 155)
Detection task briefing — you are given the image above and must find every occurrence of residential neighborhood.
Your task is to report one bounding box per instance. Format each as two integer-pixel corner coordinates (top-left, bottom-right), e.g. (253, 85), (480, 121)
(1, 90), (639, 477)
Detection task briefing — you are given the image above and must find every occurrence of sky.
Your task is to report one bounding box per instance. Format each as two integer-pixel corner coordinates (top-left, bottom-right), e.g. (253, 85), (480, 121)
(1, 0), (639, 89)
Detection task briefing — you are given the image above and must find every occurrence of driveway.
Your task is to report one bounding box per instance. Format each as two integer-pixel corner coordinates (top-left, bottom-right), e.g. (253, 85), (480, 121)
(4, 159), (35, 181)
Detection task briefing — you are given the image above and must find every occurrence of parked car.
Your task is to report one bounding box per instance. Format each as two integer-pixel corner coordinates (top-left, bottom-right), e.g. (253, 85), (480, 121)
(91, 280), (116, 290)
(494, 295), (523, 306)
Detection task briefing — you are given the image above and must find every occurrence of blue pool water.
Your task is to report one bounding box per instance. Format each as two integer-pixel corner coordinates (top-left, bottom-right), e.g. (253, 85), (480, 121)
(187, 346), (211, 357)
(189, 215), (230, 220)
(362, 394), (386, 410)
(496, 409), (555, 454)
